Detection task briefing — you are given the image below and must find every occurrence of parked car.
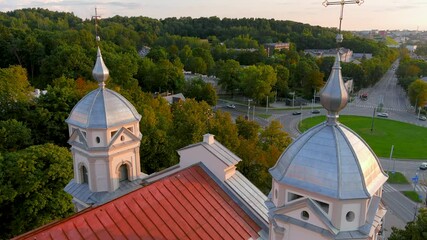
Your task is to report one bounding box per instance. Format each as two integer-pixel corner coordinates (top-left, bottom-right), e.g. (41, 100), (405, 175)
(419, 116), (426, 121)
(377, 112), (389, 118)
(292, 112), (301, 115)
(226, 104), (236, 109)
(420, 162), (427, 170)
(311, 109), (320, 114)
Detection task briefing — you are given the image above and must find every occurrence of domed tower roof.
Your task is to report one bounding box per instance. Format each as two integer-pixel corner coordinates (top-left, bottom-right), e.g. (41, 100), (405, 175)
(66, 47), (141, 129)
(66, 88), (141, 129)
(269, 53), (387, 200)
(269, 122), (387, 199)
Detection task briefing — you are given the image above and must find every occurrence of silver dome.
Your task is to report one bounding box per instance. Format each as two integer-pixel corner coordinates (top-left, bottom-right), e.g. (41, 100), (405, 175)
(66, 88), (141, 129)
(269, 122), (387, 199)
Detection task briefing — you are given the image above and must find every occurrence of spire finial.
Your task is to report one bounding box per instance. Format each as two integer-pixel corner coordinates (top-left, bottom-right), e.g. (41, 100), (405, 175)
(323, 0), (364, 43)
(91, 8), (109, 88)
(319, 53), (348, 125)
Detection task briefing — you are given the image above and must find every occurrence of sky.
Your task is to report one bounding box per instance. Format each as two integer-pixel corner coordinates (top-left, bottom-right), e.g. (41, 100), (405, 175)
(0, 0), (426, 31)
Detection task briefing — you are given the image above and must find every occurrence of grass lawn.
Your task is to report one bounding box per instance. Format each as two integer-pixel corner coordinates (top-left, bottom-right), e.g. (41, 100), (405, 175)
(257, 113), (272, 119)
(300, 115), (427, 159)
(402, 191), (423, 203)
(386, 171), (410, 184)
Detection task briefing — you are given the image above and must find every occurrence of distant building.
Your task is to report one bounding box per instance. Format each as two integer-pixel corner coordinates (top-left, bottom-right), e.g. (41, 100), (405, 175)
(264, 42), (290, 57)
(304, 47), (353, 62)
(163, 93), (186, 104)
(406, 45), (417, 52)
(138, 46), (151, 57)
(33, 89), (47, 98)
(343, 77), (354, 94)
(184, 71), (222, 94)
(352, 53), (372, 61)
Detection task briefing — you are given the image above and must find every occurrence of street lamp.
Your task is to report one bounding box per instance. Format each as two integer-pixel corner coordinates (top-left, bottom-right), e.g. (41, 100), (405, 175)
(370, 107), (376, 133)
(290, 92), (295, 107)
(247, 99), (252, 120)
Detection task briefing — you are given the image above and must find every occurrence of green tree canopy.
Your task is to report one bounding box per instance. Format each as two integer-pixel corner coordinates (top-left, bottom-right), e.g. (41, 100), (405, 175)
(408, 79), (427, 108)
(0, 65), (33, 114)
(183, 77), (218, 106)
(389, 208), (427, 240)
(0, 119), (33, 152)
(240, 64), (277, 102)
(216, 59), (241, 95)
(0, 144), (74, 239)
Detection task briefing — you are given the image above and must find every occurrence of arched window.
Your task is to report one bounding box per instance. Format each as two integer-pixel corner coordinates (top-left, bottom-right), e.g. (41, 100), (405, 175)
(81, 166), (89, 184)
(119, 164), (128, 182)
(301, 211), (309, 220)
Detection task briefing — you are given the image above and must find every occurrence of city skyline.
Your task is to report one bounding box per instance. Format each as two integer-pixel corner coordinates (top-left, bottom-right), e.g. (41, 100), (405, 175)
(0, 0), (426, 31)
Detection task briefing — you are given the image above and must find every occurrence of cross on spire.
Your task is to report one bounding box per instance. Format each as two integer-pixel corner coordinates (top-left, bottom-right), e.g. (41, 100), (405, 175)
(323, 0), (364, 43)
(92, 8), (101, 44)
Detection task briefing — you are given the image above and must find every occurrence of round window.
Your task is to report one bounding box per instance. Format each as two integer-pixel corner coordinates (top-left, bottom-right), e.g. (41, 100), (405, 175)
(346, 211), (355, 222)
(301, 211), (309, 220)
(96, 136), (100, 143)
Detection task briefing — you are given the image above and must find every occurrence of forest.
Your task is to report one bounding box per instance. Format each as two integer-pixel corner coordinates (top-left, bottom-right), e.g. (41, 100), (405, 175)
(0, 8), (398, 238)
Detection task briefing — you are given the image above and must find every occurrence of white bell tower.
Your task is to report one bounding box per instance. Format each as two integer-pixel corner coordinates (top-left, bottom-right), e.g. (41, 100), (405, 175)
(64, 9), (143, 211)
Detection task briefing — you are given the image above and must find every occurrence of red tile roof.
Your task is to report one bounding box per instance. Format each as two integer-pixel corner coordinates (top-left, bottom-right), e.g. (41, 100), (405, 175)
(15, 165), (262, 240)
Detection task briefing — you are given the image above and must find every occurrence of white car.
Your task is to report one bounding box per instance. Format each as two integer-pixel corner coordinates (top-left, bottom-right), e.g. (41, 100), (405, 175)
(377, 112), (389, 118)
(226, 104), (236, 109)
(419, 116), (426, 121)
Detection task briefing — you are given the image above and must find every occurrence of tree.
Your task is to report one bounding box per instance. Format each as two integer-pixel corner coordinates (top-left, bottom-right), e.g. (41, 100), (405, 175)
(0, 119), (33, 152)
(259, 120), (291, 152)
(151, 59), (185, 92)
(179, 45), (193, 65)
(30, 76), (80, 146)
(0, 66), (33, 116)
(104, 50), (139, 89)
(216, 59), (241, 95)
(192, 47), (215, 74)
(389, 207), (427, 240)
(342, 62), (366, 90)
(275, 65), (290, 97)
(235, 116), (260, 141)
(40, 44), (92, 83)
(183, 77), (217, 106)
(138, 95), (177, 173)
(186, 56), (207, 74)
(0, 144), (74, 239)
(208, 111), (240, 152)
(146, 46), (168, 62)
(316, 56), (335, 81)
(303, 69), (324, 98)
(171, 99), (211, 148)
(408, 79), (427, 108)
(240, 65), (277, 102)
(136, 57), (156, 91)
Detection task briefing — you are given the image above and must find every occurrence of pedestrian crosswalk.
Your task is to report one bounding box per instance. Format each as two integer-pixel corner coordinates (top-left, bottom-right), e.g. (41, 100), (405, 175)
(412, 184), (427, 193)
(383, 183), (427, 193)
(383, 184), (397, 193)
